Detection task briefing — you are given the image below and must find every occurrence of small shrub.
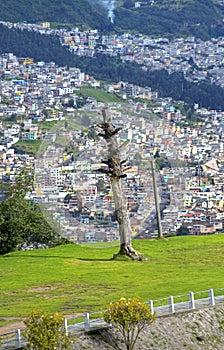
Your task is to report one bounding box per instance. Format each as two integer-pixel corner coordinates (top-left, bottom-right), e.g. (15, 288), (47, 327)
(24, 309), (74, 350)
(103, 297), (156, 350)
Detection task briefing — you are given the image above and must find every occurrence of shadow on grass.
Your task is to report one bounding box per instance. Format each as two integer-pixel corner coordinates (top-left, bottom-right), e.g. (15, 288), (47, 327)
(77, 257), (114, 261)
(3, 254), (113, 261)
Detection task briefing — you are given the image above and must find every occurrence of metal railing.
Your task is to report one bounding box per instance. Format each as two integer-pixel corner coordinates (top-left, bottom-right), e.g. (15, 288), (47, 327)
(1, 287), (224, 349)
(0, 329), (22, 350)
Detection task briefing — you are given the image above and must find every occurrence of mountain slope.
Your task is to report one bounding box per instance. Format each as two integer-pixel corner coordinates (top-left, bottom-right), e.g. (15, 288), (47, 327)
(0, 24), (76, 66)
(0, 0), (113, 31)
(1, 0), (224, 39)
(115, 0), (224, 40)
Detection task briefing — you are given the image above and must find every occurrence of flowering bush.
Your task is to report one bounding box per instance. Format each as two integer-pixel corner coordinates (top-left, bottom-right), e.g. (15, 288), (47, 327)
(103, 297), (156, 350)
(24, 310), (74, 350)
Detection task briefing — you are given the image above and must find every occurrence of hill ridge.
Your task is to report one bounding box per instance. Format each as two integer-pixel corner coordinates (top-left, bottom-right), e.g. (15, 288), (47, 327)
(1, 0), (224, 39)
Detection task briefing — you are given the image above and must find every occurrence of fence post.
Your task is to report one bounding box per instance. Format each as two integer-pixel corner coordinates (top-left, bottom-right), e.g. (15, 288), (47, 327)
(149, 300), (154, 314)
(16, 329), (21, 348)
(209, 288), (215, 306)
(64, 318), (68, 336)
(169, 296), (175, 314)
(84, 313), (90, 331)
(189, 291), (195, 310)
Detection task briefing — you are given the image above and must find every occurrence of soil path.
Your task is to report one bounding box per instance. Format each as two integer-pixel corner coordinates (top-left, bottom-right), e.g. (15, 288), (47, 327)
(0, 319), (25, 335)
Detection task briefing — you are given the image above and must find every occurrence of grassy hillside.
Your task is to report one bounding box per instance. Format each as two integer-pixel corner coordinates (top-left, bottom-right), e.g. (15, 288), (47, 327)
(1, 236), (224, 326)
(13, 140), (42, 156)
(76, 87), (121, 103)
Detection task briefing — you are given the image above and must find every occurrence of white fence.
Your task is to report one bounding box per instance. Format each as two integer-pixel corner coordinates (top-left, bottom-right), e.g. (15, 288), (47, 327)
(1, 287), (224, 349)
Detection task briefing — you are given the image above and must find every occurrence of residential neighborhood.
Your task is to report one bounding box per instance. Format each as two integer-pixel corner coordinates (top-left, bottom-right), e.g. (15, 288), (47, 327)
(0, 31), (223, 244)
(3, 20), (224, 87)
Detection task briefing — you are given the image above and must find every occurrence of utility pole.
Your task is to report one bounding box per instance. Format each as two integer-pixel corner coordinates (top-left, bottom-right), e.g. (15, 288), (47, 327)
(151, 159), (163, 238)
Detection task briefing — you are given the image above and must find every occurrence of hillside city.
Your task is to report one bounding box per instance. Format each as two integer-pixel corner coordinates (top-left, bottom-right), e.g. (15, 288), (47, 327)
(0, 21), (224, 244)
(3, 20), (224, 88)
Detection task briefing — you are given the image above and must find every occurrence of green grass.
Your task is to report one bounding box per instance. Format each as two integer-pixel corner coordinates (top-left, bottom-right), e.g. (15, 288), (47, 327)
(76, 87), (121, 103)
(14, 140), (42, 156)
(0, 236), (224, 325)
(38, 120), (59, 131)
(38, 117), (83, 134)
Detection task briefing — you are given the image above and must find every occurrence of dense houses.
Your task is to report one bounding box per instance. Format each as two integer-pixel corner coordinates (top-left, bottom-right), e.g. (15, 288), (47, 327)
(3, 20), (224, 87)
(60, 28), (224, 88)
(0, 47), (223, 243)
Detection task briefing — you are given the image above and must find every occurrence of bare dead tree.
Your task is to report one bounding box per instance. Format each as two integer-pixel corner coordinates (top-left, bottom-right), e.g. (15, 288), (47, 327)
(97, 107), (141, 259)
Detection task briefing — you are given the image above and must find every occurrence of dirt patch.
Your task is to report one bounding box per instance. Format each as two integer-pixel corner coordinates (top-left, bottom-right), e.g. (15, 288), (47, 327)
(0, 319), (25, 335)
(28, 286), (57, 292)
(0, 313), (83, 336)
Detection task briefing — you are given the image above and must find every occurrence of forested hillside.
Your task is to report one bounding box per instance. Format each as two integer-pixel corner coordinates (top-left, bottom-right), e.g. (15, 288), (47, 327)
(0, 24), (75, 66)
(1, 24), (224, 110)
(0, 0), (112, 32)
(1, 0), (224, 39)
(117, 0), (224, 40)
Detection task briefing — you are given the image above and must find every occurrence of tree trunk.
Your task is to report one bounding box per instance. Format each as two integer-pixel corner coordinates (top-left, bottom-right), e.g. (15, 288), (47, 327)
(110, 177), (136, 256)
(98, 108), (139, 259)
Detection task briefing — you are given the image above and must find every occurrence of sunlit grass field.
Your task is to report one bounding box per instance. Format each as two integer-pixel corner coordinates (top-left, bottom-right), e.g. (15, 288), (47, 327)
(76, 87), (122, 102)
(0, 235), (224, 326)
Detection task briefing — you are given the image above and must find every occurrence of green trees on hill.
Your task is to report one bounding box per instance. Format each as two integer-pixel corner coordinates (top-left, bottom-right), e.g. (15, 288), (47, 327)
(0, 0), (112, 31)
(1, 0), (224, 40)
(116, 0), (224, 40)
(74, 54), (224, 111)
(0, 24), (76, 67)
(0, 169), (62, 255)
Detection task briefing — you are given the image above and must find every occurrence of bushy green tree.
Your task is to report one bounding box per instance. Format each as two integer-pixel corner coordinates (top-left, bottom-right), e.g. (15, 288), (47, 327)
(103, 297), (156, 350)
(0, 168), (60, 254)
(24, 310), (74, 350)
(177, 226), (190, 236)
